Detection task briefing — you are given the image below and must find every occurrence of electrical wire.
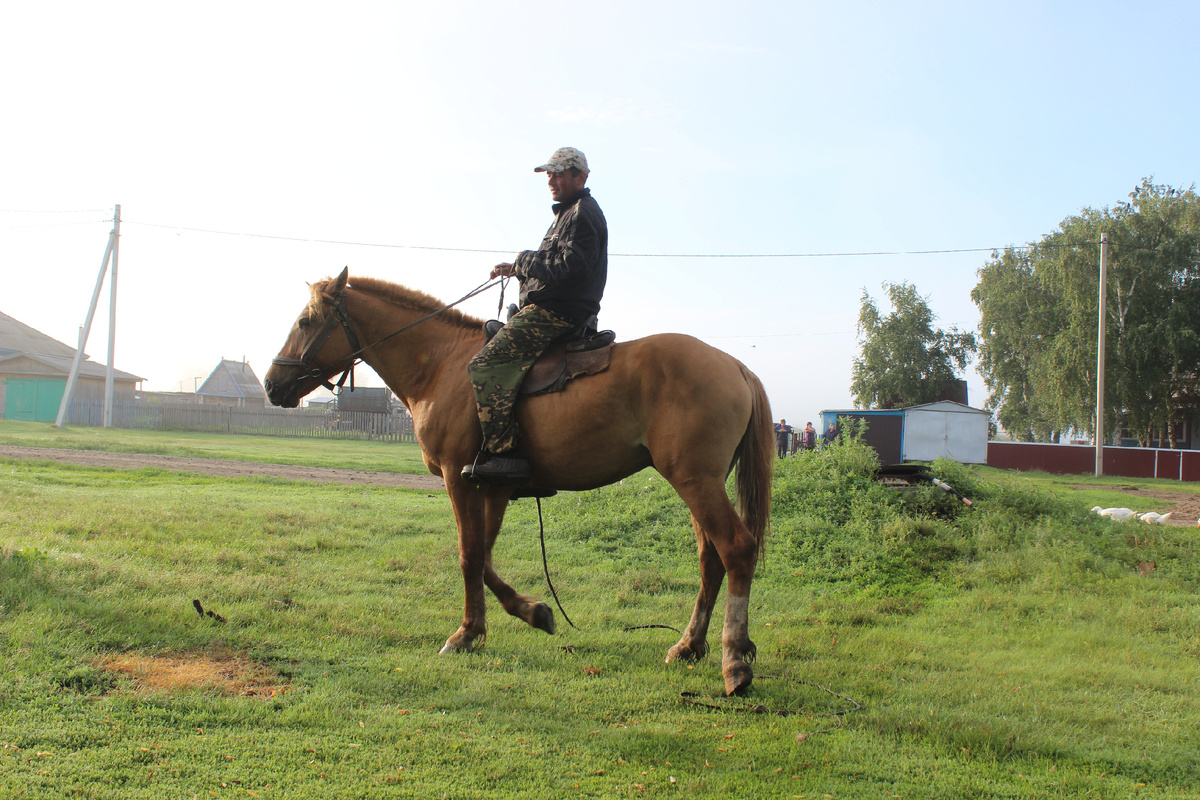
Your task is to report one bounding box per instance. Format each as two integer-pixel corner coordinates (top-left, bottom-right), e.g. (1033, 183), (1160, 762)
(0, 219), (112, 231)
(123, 219), (1103, 259)
(2, 209), (1137, 259)
(125, 220), (515, 254)
(0, 208), (110, 214)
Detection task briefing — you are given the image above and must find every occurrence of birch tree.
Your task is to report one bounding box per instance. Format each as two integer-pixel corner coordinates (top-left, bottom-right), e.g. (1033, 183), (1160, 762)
(851, 281), (976, 409)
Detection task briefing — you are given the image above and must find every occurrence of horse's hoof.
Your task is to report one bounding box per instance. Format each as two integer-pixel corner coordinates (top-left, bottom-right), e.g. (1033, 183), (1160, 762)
(439, 631), (483, 654)
(530, 602), (556, 635)
(723, 661), (754, 696)
(666, 640), (708, 663)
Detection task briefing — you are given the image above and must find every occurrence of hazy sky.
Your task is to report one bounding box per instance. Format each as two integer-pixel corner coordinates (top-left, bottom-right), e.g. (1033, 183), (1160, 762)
(3, 1), (1198, 424)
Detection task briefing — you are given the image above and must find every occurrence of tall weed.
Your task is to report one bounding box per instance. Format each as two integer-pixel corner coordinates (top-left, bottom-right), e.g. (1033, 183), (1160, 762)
(773, 435), (967, 594)
(769, 433), (1193, 600)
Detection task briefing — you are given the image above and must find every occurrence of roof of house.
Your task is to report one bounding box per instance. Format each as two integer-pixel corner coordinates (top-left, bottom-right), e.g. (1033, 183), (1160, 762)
(0, 309), (144, 382)
(821, 401), (988, 416)
(0, 351), (143, 382)
(0, 310), (81, 360)
(197, 359), (266, 400)
(904, 401), (988, 415)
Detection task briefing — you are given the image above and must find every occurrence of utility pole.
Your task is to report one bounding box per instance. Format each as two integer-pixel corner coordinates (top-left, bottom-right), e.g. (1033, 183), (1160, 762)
(103, 205), (121, 427)
(55, 205), (120, 428)
(1095, 232), (1108, 477)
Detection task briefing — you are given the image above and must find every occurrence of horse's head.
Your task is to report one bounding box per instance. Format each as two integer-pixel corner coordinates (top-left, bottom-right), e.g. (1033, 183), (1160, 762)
(264, 267), (361, 408)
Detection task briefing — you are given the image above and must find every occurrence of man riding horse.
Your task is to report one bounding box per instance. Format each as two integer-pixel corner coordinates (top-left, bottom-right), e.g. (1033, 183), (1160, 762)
(462, 147), (609, 485)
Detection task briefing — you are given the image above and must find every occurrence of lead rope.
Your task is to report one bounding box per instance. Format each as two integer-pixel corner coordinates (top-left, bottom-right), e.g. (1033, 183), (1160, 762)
(533, 498), (680, 636)
(532, 500), (860, 727)
(536, 496), (580, 630)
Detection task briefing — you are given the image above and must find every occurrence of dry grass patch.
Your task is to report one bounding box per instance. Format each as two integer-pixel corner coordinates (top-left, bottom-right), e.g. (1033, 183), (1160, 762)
(98, 649), (291, 698)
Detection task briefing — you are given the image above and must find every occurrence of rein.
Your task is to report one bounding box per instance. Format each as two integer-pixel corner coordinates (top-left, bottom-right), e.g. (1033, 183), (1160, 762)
(272, 277), (501, 392)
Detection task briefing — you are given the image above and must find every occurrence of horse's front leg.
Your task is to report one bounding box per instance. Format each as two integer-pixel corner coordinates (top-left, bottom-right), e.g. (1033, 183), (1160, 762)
(439, 482), (489, 654)
(478, 490), (555, 634)
(484, 564), (556, 634)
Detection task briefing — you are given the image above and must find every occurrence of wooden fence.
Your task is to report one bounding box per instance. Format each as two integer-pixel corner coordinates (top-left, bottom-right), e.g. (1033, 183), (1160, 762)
(987, 441), (1200, 482)
(66, 400), (416, 443)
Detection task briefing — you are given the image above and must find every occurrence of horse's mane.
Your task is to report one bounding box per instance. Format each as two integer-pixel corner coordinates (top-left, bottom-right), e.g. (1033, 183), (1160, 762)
(308, 274), (485, 330)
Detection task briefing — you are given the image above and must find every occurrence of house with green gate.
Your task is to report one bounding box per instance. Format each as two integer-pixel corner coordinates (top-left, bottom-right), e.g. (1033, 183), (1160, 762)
(0, 310), (143, 422)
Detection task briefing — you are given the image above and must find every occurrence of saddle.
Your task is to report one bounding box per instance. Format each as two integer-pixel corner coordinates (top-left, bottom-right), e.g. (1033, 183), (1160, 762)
(483, 312), (616, 396)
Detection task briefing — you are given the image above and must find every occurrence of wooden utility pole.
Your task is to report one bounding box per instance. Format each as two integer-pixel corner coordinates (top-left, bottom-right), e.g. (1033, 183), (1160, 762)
(55, 205), (120, 428)
(1095, 232), (1108, 477)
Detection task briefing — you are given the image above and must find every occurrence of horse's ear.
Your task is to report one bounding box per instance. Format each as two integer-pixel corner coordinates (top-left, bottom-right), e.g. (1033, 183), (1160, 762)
(334, 266), (349, 292)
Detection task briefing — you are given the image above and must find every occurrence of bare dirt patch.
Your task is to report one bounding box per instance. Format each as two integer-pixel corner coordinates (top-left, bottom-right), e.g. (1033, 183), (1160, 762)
(98, 649), (291, 698)
(1068, 484), (1200, 525)
(3, 445), (425, 700)
(0, 445), (445, 491)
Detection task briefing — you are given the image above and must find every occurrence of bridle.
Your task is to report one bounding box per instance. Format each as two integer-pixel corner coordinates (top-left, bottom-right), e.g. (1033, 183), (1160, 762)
(270, 276), (504, 393)
(270, 290), (364, 392)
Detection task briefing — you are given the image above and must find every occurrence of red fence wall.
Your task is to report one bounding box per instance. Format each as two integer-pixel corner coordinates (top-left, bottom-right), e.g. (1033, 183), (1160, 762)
(987, 441), (1200, 481)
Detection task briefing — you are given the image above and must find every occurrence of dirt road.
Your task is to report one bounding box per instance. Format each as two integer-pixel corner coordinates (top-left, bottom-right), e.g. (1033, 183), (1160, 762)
(0, 445), (446, 492)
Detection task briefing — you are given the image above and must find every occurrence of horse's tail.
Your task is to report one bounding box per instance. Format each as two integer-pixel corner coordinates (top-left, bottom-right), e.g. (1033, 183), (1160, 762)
(733, 364), (773, 555)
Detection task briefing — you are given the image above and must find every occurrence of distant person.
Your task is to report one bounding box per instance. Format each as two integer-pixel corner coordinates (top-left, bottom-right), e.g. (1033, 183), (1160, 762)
(822, 422), (837, 448)
(801, 421), (816, 451)
(774, 419), (793, 459)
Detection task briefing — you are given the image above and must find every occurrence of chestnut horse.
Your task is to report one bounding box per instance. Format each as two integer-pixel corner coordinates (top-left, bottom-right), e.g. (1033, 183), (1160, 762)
(263, 268), (773, 695)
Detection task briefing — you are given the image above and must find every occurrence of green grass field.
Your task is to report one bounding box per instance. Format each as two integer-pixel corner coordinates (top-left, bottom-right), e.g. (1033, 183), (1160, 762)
(1, 421), (1198, 798)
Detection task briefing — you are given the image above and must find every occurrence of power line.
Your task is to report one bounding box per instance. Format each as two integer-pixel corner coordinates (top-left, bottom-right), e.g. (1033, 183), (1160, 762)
(615, 247), (1021, 258)
(0, 219), (112, 231)
(708, 330), (855, 339)
(0, 209), (111, 214)
(7, 212), (1110, 259)
(126, 218), (1067, 259)
(125, 220), (515, 254)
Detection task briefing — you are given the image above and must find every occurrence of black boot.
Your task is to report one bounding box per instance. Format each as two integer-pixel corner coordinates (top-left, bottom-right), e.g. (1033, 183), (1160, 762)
(461, 451), (531, 485)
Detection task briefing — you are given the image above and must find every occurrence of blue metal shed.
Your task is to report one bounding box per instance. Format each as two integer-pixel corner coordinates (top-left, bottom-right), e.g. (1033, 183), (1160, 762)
(819, 408), (905, 464)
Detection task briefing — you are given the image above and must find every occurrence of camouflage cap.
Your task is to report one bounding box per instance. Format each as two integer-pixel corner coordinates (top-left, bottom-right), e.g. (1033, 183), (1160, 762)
(534, 147), (589, 174)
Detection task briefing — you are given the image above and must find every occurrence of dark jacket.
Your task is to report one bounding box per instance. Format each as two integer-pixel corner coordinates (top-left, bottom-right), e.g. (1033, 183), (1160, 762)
(514, 188), (607, 326)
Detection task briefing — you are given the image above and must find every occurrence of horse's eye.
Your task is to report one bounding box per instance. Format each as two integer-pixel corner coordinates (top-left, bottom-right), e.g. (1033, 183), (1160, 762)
(297, 317), (312, 330)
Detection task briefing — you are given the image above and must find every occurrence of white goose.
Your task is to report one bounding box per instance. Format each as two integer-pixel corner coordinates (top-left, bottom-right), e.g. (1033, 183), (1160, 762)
(1091, 506), (1138, 522)
(1139, 511), (1173, 525)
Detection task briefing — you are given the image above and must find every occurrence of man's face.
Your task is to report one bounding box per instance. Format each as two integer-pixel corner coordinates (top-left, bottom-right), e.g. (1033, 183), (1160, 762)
(547, 169), (587, 202)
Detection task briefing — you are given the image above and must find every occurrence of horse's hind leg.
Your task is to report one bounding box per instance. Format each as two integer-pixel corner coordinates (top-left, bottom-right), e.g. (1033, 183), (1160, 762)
(666, 515), (725, 662)
(672, 481), (760, 696)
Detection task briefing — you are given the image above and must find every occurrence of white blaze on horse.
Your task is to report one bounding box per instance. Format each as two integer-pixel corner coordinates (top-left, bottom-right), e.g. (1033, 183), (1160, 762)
(264, 269), (774, 695)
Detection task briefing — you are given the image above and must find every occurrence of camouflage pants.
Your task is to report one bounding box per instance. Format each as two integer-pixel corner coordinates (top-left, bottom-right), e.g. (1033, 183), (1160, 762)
(468, 304), (577, 454)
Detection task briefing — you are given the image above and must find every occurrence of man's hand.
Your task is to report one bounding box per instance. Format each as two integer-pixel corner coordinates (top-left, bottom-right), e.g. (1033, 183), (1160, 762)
(490, 262), (516, 279)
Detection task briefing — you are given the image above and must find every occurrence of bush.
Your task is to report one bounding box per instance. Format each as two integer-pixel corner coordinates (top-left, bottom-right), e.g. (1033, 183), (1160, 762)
(768, 431), (1173, 597)
(772, 434), (967, 594)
